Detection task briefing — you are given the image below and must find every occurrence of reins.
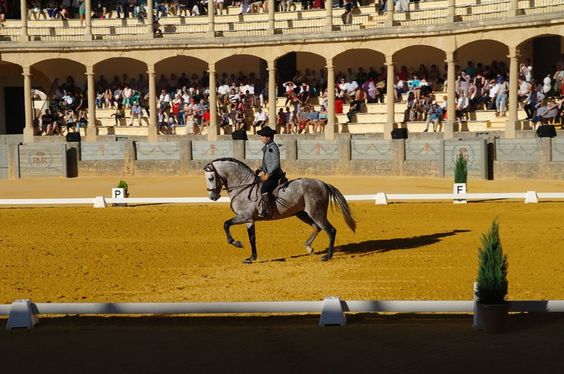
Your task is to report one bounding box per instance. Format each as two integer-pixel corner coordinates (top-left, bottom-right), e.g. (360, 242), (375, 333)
(204, 161), (260, 200)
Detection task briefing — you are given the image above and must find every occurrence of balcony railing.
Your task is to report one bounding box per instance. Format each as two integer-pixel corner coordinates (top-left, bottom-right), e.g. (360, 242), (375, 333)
(0, 0), (562, 44)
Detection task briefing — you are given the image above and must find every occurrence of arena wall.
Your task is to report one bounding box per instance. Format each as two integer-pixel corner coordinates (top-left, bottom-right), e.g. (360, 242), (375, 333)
(3, 132), (563, 180)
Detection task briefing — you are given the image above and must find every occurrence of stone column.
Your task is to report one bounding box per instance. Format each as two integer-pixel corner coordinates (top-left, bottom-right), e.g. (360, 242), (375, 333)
(445, 51), (456, 139)
(84, 0), (93, 40)
(22, 66), (34, 143)
(268, 0), (275, 34)
(325, 0), (333, 32)
(326, 59), (336, 141)
(86, 65), (97, 142)
(384, 55), (395, 140)
(385, 0), (394, 28)
(208, 63), (218, 141)
(147, 0), (154, 38)
(268, 59), (277, 129)
(147, 64), (158, 142)
(208, 0), (216, 37)
(506, 47), (520, 139)
(20, 0), (29, 41)
(447, 0), (455, 23)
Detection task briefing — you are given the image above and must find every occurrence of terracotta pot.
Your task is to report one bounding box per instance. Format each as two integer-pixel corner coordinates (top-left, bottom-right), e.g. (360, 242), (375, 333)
(477, 302), (511, 334)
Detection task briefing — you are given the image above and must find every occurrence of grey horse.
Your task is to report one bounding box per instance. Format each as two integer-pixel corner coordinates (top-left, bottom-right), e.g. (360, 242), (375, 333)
(203, 158), (356, 263)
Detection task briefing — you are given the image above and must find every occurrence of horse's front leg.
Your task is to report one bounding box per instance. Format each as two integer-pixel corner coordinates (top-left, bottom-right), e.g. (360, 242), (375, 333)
(244, 223), (257, 264)
(224, 216), (248, 248)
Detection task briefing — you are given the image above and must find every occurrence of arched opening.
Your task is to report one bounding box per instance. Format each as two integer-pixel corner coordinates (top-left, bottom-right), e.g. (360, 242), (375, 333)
(455, 40), (509, 81)
(334, 48), (385, 85)
(29, 59), (86, 136)
(517, 34), (564, 85)
(394, 46), (447, 91)
(155, 56), (208, 92)
(0, 62), (24, 134)
(276, 52), (326, 97)
(93, 58), (148, 128)
(215, 54), (268, 134)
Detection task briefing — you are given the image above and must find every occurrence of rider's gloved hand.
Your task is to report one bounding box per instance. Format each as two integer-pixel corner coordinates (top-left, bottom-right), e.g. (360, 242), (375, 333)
(255, 169), (262, 176)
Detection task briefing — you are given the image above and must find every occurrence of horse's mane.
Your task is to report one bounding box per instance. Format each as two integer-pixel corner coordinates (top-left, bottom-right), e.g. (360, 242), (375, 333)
(212, 158), (255, 175)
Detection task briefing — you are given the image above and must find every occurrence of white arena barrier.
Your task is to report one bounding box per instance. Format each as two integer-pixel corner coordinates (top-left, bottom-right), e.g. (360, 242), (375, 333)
(0, 192), (563, 208)
(2, 299), (563, 330)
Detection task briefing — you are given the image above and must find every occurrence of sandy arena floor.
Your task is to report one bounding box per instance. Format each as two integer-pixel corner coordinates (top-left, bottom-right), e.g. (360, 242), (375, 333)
(1, 175), (563, 372)
(0, 176), (563, 304)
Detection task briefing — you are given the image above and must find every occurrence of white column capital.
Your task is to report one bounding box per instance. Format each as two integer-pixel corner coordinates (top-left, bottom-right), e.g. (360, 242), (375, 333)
(445, 51), (456, 64)
(385, 55), (394, 66)
(267, 59), (276, 69)
(508, 46), (520, 60)
(21, 66), (31, 76)
(147, 64), (156, 75)
(86, 65), (95, 75)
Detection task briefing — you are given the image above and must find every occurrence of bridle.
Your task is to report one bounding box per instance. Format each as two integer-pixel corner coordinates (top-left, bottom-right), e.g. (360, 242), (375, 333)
(204, 162), (227, 194)
(203, 162), (260, 197)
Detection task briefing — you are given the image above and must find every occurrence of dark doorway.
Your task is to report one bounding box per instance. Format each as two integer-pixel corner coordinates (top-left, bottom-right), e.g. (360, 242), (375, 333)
(276, 53), (297, 96)
(4, 87), (25, 134)
(532, 36), (561, 81)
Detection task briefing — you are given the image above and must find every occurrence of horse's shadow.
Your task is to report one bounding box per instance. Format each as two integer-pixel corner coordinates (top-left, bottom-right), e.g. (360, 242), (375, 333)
(259, 229), (471, 263)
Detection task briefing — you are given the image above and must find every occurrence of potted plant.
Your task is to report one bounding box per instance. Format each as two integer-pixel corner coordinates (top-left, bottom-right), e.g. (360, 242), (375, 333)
(453, 152), (467, 204)
(475, 219), (510, 333)
(117, 180), (129, 198)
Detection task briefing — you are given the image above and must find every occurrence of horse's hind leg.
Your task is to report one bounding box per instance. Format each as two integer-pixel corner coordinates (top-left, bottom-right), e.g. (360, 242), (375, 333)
(243, 223), (258, 264)
(308, 212), (337, 261)
(296, 211), (321, 254)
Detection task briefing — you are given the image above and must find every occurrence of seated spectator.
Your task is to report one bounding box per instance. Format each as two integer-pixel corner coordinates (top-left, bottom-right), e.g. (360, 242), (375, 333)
(424, 101), (443, 132)
(316, 105), (328, 133)
(455, 92), (470, 122)
(253, 107), (268, 129)
(129, 101), (143, 126)
(524, 84), (544, 120)
(296, 107), (310, 134)
(40, 110), (57, 135)
(30, 0), (45, 20)
(111, 102), (126, 126)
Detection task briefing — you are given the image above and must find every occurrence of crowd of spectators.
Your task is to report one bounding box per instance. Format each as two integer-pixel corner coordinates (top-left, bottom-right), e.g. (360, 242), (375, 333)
(36, 76), (88, 135)
(35, 58), (564, 136)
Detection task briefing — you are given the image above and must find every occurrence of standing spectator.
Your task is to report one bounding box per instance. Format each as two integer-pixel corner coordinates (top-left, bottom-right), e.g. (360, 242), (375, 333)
(495, 77), (508, 117)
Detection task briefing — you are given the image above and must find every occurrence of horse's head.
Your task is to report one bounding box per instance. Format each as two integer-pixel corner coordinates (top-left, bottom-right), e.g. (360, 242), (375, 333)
(203, 162), (224, 201)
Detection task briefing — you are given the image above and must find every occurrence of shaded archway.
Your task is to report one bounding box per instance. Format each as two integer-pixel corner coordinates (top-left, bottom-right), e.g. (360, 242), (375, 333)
(394, 46), (446, 90)
(455, 40), (509, 81)
(276, 52), (326, 96)
(31, 58), (86, 93)
(155, 56), (208, 92)
(94, 57), (148, 92)
(517, 34), (564, 82)
(334, 48), (385, 84)
(216, 54), (267, 86)
(0, 62), (24, 134)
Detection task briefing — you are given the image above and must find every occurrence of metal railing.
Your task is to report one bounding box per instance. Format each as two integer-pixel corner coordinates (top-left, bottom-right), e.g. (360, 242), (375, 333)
(0, 1), (561, 43)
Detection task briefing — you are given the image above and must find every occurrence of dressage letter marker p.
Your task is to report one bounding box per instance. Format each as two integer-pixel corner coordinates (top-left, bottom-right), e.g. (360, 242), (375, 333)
(112, 188), (127, 207)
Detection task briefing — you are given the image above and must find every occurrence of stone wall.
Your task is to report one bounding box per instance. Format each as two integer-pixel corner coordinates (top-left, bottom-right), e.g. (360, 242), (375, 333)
(6, 134), (564, 180)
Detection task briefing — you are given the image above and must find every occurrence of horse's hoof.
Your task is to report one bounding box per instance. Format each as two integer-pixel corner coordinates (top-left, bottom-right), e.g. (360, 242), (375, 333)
(321, 254), (332, 262)
(305, 245), (314, 254)
(243, 256), (256, 264)
(229, 240), (243, 248)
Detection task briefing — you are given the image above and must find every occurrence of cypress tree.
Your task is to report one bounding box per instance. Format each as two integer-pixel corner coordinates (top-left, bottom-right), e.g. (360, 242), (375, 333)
(476, 219), (509, 304)
(454, 152), (468, 184)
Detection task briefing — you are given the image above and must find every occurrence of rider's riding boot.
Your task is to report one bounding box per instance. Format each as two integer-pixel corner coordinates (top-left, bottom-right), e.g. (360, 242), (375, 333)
(258, 193), (273, 220)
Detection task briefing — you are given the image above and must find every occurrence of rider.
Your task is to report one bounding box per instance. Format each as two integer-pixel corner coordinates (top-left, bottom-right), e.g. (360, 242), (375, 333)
(256, 126), (283, 219)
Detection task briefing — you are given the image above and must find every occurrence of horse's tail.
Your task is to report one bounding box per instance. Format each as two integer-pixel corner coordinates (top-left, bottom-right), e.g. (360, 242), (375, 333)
(325, 184), (356, 233)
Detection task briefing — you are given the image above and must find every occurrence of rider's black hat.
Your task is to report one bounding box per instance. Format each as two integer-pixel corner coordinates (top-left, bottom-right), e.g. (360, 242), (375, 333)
(257, 126), (277, 138)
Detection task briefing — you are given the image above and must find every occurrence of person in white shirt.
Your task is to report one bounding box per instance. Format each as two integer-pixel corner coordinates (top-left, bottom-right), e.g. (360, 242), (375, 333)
(253, 107), (268, 129)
